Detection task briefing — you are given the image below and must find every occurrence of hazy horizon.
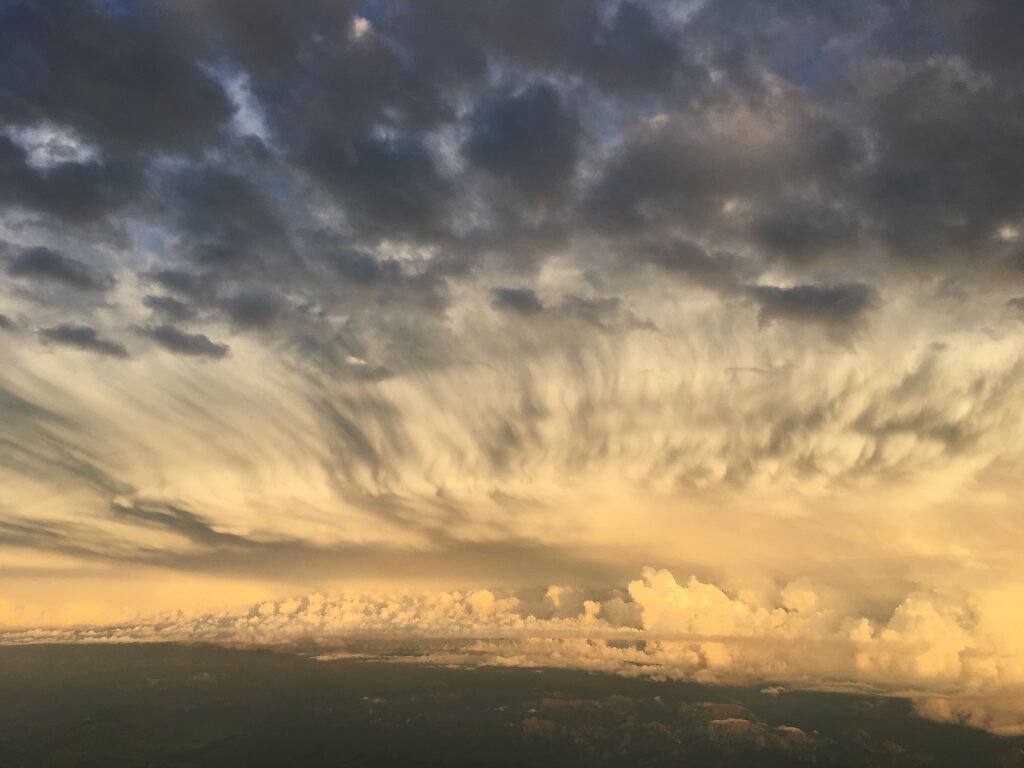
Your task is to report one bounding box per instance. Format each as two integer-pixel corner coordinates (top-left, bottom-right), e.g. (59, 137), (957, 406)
(2, 0), (1024, 754)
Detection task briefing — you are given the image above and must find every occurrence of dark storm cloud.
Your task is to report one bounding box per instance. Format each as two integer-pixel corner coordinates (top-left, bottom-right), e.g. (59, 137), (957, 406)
(465, 82), (581, 202)
(491, 287), (544, 316)
(0, 136), (140, 222)
(643, 240), (752, 290)
(0, 1), (1016, 366)
(7, 246), (111, 291)
(0, 0), (230, 153)
(197, 0), (353, 74)
(555, 295), (656, 333)
(1, 0), (1018, 296)
(325, 248), (402, 285)
(557, 295), (623, 324)
(855, 56), (1024, 267)
(683, 0), (878, 83)
(961, 0), (1024, 75)
(135, 324), (229, 359)
(749, 283), (877, 333)
(146, 269), (212, 300)
(4, 0), (1024, 587)
(300, 132), (453, 241)
(313, 243), (455, 316)
(142, 295), (196, 323)
(582, 99), (861, 253)
(165, 168), (289, 268)
(671, 0), (1024, 278)
(0, 0), (1020, 274)
(38, 324), (129, 358)
(220, 287), (284, 330)
(0, 314), (15, 330)
(496, 293), (659, 335)
(579, 0), (686, 92)
(750, 202), (861, 265)
(581, 122), (724, 237)
(428, 0), (688, 94)
(240, 0), (450, 143)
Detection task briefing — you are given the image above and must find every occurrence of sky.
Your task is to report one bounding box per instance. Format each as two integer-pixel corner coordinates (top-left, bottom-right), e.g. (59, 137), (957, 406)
(2, 0), (1024, 736)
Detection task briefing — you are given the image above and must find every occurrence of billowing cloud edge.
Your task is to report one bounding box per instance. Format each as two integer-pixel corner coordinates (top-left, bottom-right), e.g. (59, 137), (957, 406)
(3, 566), (1023, 736)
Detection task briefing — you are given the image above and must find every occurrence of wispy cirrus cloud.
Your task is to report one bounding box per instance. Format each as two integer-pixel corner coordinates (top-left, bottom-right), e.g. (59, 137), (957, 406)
(1, 0), (1024, 738)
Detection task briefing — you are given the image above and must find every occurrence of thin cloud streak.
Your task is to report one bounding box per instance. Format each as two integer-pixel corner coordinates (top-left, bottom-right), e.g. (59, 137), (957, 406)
(2, 0), (1024, 738)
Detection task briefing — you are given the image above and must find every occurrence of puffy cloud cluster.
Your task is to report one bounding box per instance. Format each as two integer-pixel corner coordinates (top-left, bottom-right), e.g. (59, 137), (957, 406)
(5, 568), (1024, 735)
(914, 696), (1024, 738)
(1, 0), (1024, 740)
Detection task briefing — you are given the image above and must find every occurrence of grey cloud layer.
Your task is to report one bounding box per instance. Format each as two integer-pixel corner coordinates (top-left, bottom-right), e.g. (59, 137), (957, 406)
(2, 0), (1021, 345)
(2, 3), (1024, 734)
(1, 0), (1024, 640)
(38, 324), (128, 358)
(7, 246), (113, 291)
(134, 324), (229, 359)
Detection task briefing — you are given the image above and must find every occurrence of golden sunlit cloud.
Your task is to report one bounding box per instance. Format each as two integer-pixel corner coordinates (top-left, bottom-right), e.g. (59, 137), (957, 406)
(2, 0), (1024, 743)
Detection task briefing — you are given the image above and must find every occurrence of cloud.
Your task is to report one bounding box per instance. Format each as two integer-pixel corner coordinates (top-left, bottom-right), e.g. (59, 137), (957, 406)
(7, 246), (112, 291)
(749, 201), (860, 265)
(465, 82), (581, 202)
(0, 135), (140, 223)
(0, 382), (132, 500)
(1, 3), (1024, 747)
(135, 325), (229, 359)
(220, 287), (285, 330)
(491, 287), (544, 316)
(749, 282), (877, 336)
(5, 566), (1024, 736)
(643, 239), (751, 289)
(3, 121), (100, 171)
(853, 55), (1024, 268)
(142, 295), (196, 323)
(145, 269), (211, 300)
(913, 696), (1024, 738)
(38, 324), (128, 358)
(300, 132), (454, 242)
(0, 0), (230, 153)
(164, 167), (288, 267)
(348, 15), (372, 44)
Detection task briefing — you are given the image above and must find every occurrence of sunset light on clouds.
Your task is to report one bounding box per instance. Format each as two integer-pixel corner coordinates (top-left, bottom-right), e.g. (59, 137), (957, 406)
(2, 0), (1024, 756)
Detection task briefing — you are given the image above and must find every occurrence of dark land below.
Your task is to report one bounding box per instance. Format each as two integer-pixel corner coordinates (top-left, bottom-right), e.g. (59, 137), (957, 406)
(1, 643), (1022, 767)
